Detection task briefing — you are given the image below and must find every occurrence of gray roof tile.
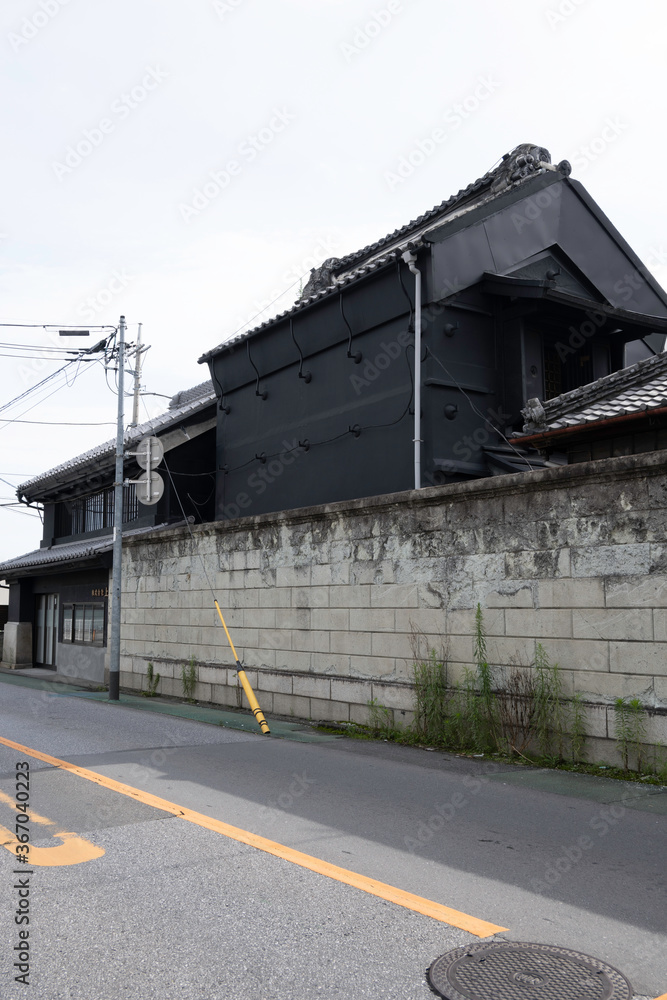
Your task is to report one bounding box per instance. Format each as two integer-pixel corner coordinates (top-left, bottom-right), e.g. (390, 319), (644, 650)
(0, 522), (175, 577)
(18, 381), (215, 498)
(519, 351), (667, 436)
(199, 144), (568, 363)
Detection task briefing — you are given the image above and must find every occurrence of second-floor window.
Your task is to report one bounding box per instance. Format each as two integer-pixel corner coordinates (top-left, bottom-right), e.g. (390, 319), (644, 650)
(57, 484), (138, 536)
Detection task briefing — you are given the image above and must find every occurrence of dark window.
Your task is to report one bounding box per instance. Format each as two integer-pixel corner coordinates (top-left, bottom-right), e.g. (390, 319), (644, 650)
(57, 484), (138, 536)
(543, 347), (562, 400)
(62, 603), (105, 646)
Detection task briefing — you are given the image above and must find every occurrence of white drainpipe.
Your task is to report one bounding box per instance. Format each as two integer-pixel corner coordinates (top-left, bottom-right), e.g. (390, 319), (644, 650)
(402, 247), (422, 490)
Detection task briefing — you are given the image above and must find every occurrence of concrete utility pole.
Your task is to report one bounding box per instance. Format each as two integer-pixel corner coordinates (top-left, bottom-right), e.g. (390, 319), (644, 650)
(130, 322), (143, 428)
(109, 315), (126, 701)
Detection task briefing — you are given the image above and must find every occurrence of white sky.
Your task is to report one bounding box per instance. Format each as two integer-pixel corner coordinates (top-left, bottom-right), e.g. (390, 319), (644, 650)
(1, 0), (666, 562)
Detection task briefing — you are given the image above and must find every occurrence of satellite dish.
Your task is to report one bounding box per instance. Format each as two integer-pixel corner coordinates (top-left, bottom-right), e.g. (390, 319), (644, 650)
(135, 435), (164, 470)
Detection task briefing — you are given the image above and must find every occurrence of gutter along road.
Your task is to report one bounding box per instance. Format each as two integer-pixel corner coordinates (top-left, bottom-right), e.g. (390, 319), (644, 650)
(0, 674), (664, 999)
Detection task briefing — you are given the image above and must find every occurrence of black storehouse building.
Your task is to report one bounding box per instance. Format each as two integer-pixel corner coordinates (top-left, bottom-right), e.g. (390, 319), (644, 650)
(200, 144), (667, 520)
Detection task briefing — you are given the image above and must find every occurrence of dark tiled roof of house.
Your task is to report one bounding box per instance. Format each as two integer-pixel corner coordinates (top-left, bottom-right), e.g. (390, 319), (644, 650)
(18, 381), (215, 498)
(0, 522), (182, 577)
(200, 144), (570, 362)
(519, 351), (667, 436)
(168, 379), (214, 410)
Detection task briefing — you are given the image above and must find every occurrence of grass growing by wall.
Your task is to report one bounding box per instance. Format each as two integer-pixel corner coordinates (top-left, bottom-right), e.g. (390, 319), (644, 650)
(363, 605), (666, 779)
(142, 662), (160, 698)
(181, 657), (197, 703)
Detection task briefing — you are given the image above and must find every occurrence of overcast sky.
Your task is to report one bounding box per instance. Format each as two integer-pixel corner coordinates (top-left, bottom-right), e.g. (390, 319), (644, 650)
(1, 0), (666, 562)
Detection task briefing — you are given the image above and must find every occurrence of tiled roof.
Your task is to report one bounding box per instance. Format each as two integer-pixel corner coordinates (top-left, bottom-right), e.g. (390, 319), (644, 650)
(519, 351), (667, 436)
(18, 381), (215, 498)
(200, 144), (569, 362)
(168, 379), (214, 410)
(0, 522), (182, 577)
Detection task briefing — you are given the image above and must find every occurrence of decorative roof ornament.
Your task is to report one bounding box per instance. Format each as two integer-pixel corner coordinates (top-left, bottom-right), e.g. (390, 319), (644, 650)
(299, 257), (342, 300)
(490, 143), (551, 193)
(522, 396), (548, 431)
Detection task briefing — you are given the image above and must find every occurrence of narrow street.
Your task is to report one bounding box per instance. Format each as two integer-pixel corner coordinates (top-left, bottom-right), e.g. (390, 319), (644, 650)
(0, 674), (665, 999)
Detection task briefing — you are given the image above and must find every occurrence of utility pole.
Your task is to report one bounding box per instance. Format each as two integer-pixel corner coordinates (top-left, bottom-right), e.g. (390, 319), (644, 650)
(130, 322), (143, 428)
(109, 315), (126, 701)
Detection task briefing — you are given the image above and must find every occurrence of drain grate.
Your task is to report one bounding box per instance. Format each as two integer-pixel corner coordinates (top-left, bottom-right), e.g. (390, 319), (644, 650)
(427, 941), (632, 1000)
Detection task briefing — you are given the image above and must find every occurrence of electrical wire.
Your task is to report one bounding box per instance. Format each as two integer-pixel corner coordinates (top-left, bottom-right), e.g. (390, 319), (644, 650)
(425, 345), (537, 471)
(221, 345), (414, 474)
(0, 358), (103, 431)
(0, 323), (116, 331)
(1, 418), (116, 426)
(0, 359), (82, 414)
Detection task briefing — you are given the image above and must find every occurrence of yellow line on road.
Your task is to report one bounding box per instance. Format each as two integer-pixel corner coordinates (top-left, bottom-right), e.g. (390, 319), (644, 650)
(0, 788), (105, 866)
(0, 734), (506, 937)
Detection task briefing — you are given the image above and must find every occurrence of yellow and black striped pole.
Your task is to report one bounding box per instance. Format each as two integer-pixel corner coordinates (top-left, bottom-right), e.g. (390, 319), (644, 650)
(214, 600), (270, 735)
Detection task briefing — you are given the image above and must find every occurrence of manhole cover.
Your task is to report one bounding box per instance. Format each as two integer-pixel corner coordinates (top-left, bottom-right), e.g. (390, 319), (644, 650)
(427, 942), (632, 1000)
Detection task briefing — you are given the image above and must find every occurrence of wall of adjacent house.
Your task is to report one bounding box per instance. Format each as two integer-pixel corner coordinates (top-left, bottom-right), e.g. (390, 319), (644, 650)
(117, 449), (667, 764)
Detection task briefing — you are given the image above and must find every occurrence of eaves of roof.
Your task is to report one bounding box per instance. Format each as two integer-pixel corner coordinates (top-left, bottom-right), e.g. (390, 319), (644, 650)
(479, 274), (667, 333)
(0, 521), (185, 579)
(198, 247), (406, 363)
(517, 403), (667, 447)
(199, 144), (570, 364)
(19, 387), (216, 500)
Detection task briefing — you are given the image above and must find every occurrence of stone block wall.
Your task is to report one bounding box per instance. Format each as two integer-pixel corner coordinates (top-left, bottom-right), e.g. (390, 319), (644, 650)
(118, 449), (667, 764)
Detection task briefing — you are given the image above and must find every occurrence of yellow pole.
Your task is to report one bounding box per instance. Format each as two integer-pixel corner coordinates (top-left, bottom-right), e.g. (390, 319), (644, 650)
(214, 600), (270, 735)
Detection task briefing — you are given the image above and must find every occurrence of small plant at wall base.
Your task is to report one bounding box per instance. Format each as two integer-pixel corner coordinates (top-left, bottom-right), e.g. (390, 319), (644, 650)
(355, 608), (663, 779)
(614, 697), (647, 773)
(143, 662), (160, 698)
(367, 697), (396, 738)
(182, 657), (197, 703)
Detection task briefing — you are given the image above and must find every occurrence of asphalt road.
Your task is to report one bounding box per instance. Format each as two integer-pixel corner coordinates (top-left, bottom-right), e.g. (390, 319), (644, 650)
(0, 675), (664, 999)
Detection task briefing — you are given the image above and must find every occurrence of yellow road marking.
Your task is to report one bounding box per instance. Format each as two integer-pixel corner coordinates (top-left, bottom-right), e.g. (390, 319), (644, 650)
(0, 735), (506, 937)
(0, 788), (105, 866)
(0, 789), (54, 825)
(652, 994), (667, 999)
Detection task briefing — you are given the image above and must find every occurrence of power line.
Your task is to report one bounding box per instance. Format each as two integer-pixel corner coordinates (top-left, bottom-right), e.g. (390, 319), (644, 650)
(0, 323), (116, 331)
(0, 359), (81, 415)
(2, 418), (116, 426)
(0, 358), (102, 430)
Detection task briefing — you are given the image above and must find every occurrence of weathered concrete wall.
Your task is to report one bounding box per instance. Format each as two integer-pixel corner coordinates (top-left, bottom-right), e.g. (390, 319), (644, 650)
(118, 450), (667, 763)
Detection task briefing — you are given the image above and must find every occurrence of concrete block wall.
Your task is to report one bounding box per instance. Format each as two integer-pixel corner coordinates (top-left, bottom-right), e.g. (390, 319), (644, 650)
(118, 449), (667, 764)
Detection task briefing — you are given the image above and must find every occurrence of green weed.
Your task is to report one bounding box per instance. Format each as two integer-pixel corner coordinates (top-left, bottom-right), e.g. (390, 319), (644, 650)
(143, 661), (160, 698)
(181, 656), (197, 702)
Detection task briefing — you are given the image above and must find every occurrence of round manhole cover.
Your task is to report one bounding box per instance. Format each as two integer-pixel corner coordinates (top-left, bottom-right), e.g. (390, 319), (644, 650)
(427, 942), (632, 1000)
